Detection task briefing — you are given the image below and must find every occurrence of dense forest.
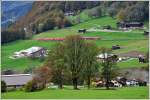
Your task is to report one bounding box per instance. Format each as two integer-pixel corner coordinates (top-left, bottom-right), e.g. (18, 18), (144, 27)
(2, 1), (149, 44)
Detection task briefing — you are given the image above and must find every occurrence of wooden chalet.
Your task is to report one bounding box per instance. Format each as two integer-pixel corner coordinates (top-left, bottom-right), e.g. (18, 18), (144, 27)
(117, 22), (144, 29)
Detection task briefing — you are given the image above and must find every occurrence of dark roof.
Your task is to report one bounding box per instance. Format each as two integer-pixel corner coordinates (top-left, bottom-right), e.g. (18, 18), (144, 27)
(1, 74), (32, 86)
(117, 22), (143, 26)
(30, 47), (47, 54)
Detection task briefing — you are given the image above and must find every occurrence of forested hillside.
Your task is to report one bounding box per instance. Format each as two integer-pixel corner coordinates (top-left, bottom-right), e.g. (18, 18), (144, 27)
(1, 1), (149, 44)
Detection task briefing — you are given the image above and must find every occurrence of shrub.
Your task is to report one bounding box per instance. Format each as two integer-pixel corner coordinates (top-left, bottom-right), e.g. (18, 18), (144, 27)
(25, 77), (46, 92)
(7, 87), (16, 92)
(33, 66), (52, 88)
(2, 69), (15, 75)
(24, 80), (37, 92)
(1, 81), (7, 92)
(23, 66), (35, 74)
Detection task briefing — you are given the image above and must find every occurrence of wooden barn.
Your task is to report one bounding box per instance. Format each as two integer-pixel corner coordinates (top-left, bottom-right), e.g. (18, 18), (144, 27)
(78, 29), (86, 34)
(117, 22), (144, 29)
(30, 47), (47, 58)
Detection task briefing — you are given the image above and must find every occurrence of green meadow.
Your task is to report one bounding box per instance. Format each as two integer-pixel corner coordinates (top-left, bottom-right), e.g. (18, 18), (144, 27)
(2, 86), (148, 99)
(1, 17), (149, 71)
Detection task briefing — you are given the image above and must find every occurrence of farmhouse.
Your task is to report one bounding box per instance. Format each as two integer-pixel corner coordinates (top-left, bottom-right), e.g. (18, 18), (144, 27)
(12, 46), (47, 58)
(1, 74), (32, 88)
(97, 53), (114, 59)
(97, 53), (118, 61)
(117, 22), (144, 29)
(30, 47), (47, 58)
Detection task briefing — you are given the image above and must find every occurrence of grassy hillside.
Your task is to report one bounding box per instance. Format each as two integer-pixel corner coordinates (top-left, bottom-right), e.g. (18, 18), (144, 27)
(34, 17), (117, 38)
(1, 40), (56, 71)
(1, 17), (148, 71)
(2, 87), (148, 99)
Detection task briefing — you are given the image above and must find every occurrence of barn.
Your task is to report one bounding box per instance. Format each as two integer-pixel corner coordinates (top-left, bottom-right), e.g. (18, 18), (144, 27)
(30, 47), (47, 58)
(117, 22), (144, 29)
(12, 46), (47, 58)
(1, 74), (32, 88)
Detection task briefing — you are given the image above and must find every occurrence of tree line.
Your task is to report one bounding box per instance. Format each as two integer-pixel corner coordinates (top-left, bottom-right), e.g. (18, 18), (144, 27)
(1, 29), (25, 44)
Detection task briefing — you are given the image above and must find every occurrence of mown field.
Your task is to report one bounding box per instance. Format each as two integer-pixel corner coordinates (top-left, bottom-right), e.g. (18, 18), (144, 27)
(1, 17), (149, 71)
(1, 86), (149, 99)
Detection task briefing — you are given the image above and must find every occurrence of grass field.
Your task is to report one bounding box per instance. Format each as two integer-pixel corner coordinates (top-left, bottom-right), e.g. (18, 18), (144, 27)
(118, 59), (148, 68)
(1, 16), (149, 71)
(1, 86), (148, 99)
(1, 40), (56, 71)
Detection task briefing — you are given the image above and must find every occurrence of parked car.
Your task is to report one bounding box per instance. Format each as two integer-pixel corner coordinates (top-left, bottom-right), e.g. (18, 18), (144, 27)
(117, 77), (127, 86)
(96, 80), (105, 87)
(126, 80), (131, 86)
(126, 79), (139, 86)
(111, 80), (122, 87)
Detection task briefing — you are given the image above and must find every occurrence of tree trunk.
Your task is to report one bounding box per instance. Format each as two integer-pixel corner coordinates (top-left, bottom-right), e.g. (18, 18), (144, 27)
(106, 80), (109, 90)
(58, 72), (63, 89)
(87, 76), (91, 89)
(73, 77), (78, 90)
(58, 81), (63, 89)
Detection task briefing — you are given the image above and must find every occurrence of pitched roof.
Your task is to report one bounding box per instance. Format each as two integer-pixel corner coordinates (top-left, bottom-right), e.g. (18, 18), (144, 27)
(1, 74), (32, 86)
(24, 46), (43, 54)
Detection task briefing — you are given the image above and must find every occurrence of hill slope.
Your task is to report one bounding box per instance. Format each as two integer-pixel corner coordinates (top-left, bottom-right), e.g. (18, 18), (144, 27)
(1, 17), (148, 71)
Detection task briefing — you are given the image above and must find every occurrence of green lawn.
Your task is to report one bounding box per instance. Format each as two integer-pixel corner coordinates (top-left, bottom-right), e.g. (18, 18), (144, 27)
(1, 87), (148, 99)
(1, 40), (57, 71)
(83, 31), (146, 40)
(1, 39), (148, 71)
(117, 58), (148, 68)
(33, 17), (117, 38)
(1, 16), (149, 71)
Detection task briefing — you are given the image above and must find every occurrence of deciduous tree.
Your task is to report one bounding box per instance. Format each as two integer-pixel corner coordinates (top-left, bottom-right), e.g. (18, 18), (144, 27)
(33, 66), (52, 88)
(64, 35), (85, 89)
(100, 47), (118, 90)
(82, 42), (100, 89)
(117, 9), (126, 21)
(47, 43), (66, 89)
